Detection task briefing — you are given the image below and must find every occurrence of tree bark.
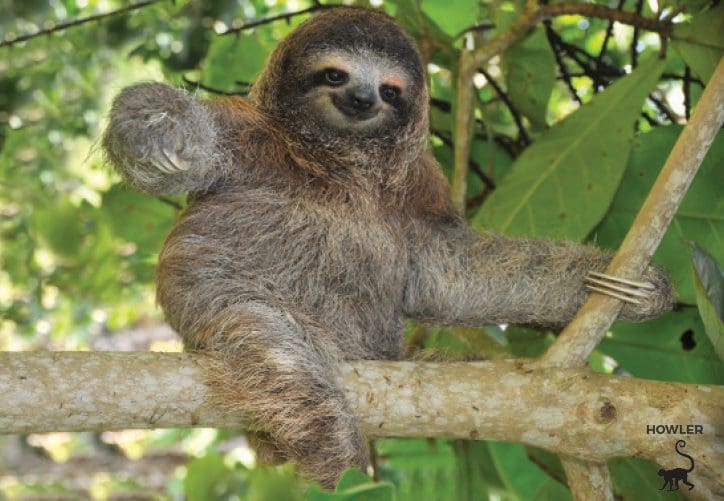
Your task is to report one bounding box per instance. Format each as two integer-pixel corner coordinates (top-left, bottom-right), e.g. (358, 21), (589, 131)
(1, 351), (721, 498)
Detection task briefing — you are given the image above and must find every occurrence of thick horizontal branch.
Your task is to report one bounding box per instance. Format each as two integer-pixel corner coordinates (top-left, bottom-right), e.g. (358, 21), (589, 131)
(1, 351), (721, 496)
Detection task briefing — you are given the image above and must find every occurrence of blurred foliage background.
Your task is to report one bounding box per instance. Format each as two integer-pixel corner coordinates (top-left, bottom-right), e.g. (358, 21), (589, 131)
(0, 0), (721, 499)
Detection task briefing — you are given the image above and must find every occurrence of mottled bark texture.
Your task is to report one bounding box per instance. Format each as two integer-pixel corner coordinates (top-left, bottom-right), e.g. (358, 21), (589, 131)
(101, 7), (674, 488)
(1, 353), (721, 498)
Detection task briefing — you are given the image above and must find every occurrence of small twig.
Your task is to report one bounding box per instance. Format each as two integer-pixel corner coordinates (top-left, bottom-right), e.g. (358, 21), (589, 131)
(597, 0), (627, 65)
(631, 0), (645, 67)
(662, 71), (703, 87)
(683, 66), (692, 120)
(456, 23), (496, 40)
(545, 22), (583, 104)
(477, 68), (531, 145)
(540, 2), (671, 35)
(639, 110), (660, 128)
(0, 0), (164, 49)
(182, 76), (245, 96)
(648, 93), (677, 123)
(432, 130), (496, 190)
(430, 98), (452, 113)
(219, 3), (333, 36)
(157, 197), (183, 211)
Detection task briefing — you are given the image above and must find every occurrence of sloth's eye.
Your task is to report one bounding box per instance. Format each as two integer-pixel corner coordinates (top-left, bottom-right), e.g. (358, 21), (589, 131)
(380, 85), (401, 103)
(324, 68), (348, 86)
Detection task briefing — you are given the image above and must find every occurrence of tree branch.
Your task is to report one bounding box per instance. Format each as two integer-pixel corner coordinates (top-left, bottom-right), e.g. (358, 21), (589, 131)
(1, 351), (722, 497)
(0, 0), (165, 49)
(541, 2), (671, 35)
(218, 3), (334, 37)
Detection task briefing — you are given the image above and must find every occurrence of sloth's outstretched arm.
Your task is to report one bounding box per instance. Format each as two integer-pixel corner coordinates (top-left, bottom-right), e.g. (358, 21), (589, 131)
(403, 226), (674, 330)
(102, 83), (244, 195)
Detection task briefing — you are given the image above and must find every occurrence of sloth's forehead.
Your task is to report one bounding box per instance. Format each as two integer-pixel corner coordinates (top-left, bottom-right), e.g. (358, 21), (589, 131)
(310, 49), (411, 87)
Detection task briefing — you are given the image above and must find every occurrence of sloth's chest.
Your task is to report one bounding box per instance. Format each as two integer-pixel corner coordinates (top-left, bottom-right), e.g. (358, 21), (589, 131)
(274, 206), (408, 302)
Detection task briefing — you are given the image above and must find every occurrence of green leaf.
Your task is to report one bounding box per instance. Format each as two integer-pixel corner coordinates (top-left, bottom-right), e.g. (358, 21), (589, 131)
(389, 0), (453, 58)
(335, 468), (372, 491)
(691, 242), (724, 360)
(473, 55), (665, 240)
(600, 308), (724, 384)
(502, 28), (555, 128)
(376, 439), (457, 500)
(203, 33), (269, 90)
(101, 184), (177, 252)
(30, 202), (84, 258)
(609, 457), (684, 500)
(247, 466), (301, 501)
(592, 128), (723, 303)
(488, 442), (571, 500)
(421, 0), (480, 37)
(183, 453), (237, 501)
(306, 472), (396, 501)
(672, 3), (724, 82)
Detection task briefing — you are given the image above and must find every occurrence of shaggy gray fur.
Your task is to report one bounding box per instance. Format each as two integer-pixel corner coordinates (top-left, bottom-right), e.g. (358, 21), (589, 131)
(102, 7), (674, 488)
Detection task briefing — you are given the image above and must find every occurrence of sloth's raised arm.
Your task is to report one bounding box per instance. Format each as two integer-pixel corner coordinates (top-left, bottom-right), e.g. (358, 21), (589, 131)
(102, 83), (247, 195)
(403, 227), (674, 330)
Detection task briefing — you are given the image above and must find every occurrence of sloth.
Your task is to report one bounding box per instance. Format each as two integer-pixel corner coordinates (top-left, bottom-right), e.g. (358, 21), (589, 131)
(102, 7), (673, 488)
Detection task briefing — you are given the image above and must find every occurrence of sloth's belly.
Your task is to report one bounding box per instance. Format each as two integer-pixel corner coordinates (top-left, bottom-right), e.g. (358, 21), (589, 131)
(161, 189), (409, 358)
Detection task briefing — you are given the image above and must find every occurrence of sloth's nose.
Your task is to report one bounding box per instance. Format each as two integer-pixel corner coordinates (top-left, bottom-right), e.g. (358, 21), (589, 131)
(347, 88), (376, 111)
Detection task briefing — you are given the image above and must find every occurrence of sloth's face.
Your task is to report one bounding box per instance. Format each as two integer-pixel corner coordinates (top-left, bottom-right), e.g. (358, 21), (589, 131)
(296, 50), (416, 136)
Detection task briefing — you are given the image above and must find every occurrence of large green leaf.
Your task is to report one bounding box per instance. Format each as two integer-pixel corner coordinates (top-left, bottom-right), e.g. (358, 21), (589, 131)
(592, 127), (723, 303)
(502, 28), (555, 129)
(472, 56), (665, 240)
(101, 184), (177, 253)
(306, 470), (396, 501)
(672, 3), (724, 82)
(30, 202), (84, 258)
(609, 458), (684, 500)
(487, 441), (571, 500)
(376, 439), (458, 500)
(421, 0), (481, 37)
(600, 308), (724, 384)
(203, 33), (269, 90)
(691, 243), (724, 360)
(184, 453), (247, 501)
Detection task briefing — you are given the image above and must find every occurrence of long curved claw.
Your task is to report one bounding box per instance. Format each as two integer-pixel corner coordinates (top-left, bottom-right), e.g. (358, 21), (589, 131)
(154, 149), (177, 173)
(154, 148), (191, 174)
(585, 271), (655, 305)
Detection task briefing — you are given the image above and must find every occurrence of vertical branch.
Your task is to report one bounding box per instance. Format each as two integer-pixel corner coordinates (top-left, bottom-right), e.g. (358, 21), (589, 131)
(451, 49), (476, 211)
(452, 0), (542, 210)
(563, 459), (614, 501)
(541, 57), (724, 367)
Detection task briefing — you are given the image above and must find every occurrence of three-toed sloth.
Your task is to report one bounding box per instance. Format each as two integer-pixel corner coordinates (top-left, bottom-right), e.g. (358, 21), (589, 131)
(103, 7), (673, 488)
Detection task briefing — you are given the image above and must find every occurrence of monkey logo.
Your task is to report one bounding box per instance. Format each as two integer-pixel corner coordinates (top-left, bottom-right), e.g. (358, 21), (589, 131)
(657, 440), (695, 491)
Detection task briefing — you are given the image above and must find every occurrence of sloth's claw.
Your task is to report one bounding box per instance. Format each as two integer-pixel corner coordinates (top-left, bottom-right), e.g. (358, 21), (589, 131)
(156, 148), (191, 173)
(585, 271), (655, 304)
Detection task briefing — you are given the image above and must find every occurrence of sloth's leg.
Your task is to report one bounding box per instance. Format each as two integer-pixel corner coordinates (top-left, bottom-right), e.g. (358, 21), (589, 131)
(200, 303), (368, 489)
(245, 431), (288, 465)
